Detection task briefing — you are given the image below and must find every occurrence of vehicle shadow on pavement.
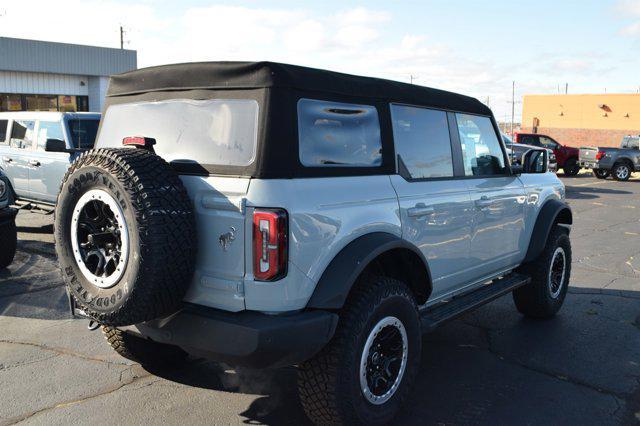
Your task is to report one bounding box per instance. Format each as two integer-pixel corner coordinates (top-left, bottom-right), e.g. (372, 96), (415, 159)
(564, 185), (632, 200)
(16, 223), (54, 234)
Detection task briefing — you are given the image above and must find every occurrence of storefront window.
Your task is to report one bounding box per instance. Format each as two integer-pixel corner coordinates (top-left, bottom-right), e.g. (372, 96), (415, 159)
(0, 94), (90, 112)
(58, 95), (77, 112)
(26, 95), (58, 111)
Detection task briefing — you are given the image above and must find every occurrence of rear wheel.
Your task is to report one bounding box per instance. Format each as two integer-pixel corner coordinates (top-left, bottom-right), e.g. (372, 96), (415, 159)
(514, 227), (571, 318)
(612, 163), (632, 181)
(593, 169), (609, 179)
(298, 277), (421, 425)
(562, 158), (580, 176)
(102, 326), (188, 368)
(0, 217), (17, 269)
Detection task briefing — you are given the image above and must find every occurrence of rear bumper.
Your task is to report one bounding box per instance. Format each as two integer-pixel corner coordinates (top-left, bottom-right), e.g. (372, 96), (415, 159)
(0, 207), (17, 226)
(122, 304), (339, 369)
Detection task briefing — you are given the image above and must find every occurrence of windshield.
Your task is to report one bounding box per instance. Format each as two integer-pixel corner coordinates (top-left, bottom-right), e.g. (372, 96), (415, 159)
(67, 119), (100, 149)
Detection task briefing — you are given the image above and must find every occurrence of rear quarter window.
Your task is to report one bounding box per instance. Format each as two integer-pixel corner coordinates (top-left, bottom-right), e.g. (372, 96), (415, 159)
(99, 99), (259, 167)
(297, 98), (382, 167)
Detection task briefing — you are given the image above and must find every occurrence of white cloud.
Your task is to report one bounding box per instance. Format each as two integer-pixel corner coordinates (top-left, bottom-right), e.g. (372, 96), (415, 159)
(616, 0), (640, 35)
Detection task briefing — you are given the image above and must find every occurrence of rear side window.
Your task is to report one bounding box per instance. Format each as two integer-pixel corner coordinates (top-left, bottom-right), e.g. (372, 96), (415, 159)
(0, 120), (7, 144)
(67, 119), (99, 149)
(297, 98), (382, 167)
(99, 99), (259, 167)
(519, 135), (538, 146)
(10, 120), (36, 150)
(456, 114), (506, 176)
(390, 105), (453, 179)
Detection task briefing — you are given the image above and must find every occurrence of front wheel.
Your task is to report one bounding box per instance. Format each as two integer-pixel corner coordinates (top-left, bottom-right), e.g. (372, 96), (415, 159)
(612, 163), (632, 181)
(593, 169), (610, 179)
(514, 227), (571, 318)
(298, 277), (421, 425)
(562, 158), (580, 176)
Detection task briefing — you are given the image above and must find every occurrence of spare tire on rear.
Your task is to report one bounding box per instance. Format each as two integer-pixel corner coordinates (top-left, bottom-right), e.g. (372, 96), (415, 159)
(54, 148), (197, 326)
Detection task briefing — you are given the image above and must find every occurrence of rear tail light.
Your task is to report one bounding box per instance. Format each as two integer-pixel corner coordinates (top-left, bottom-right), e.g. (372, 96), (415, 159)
(253, 209), (288, 281)
(596, 151), (606, 160)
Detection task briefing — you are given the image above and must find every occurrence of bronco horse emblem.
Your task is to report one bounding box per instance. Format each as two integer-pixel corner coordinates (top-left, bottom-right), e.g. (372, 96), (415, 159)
(219, 227), (236, 251)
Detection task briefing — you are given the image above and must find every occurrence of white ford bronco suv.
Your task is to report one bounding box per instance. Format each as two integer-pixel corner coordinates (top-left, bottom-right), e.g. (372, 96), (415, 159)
(54, 62), (572, 425)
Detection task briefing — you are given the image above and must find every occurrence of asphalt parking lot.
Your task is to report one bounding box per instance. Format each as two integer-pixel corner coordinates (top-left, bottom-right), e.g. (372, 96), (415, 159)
(1, 172), (639, 425)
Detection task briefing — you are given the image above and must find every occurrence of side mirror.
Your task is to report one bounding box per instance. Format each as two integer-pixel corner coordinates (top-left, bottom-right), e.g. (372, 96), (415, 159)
(45, 138), (68, 153)
(521, 149), (548, 174)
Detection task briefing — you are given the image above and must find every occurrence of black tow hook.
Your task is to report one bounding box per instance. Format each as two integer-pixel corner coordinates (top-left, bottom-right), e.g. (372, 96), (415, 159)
(87, 320), (101, 331)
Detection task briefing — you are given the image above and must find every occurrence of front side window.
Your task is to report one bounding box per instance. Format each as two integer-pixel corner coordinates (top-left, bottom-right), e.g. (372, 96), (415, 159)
(298, 98), (382, 167)
(67, 119), (99, 149)
(38, 121), (65, 150)
(10, 120), (36, 149)
(539, 136), (559, 149)
(100, 99), (259, 167)
(456, 114), (506, 176)
(391, 105), (453, 179)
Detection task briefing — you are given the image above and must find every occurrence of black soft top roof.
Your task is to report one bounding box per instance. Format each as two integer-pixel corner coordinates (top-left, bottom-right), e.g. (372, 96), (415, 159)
(107, 61), (491, 116)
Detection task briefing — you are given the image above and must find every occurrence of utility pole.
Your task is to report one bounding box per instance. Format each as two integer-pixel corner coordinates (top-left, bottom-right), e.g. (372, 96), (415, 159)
(565, 83), (568, 94)
(120, 25), (124, 49)
(511, 81), (515, 137)
(410, 75), (417, 84)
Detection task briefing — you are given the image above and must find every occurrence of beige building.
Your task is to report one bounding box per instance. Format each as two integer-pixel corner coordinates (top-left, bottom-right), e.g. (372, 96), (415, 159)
(521, 93), (640, 147)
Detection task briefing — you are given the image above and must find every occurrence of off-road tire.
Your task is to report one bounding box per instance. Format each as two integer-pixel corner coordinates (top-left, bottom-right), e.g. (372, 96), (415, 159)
(514, 226), (571, 318)
(298, 277), (421, 425)
(562, 158), (580, 176)
(55, 148), (197, 326)
(593, 169), (609, 179)
(612, 162), (632, 181)
(102, 326), (187, 367)
(0, 217), (17, 269)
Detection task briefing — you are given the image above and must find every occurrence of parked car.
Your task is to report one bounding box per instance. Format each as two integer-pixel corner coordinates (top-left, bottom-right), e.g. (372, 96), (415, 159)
(54, 62), (572, 425)
(503, 134), (558, 172)
(0, 169), (17, 269)
(0, 112), (101, 209)
(579, 135), (640, 181)
(514, 132), (580, 176)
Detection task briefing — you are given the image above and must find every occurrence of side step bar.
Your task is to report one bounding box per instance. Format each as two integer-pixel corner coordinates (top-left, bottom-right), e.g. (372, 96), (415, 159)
(420, 273), (530, 332)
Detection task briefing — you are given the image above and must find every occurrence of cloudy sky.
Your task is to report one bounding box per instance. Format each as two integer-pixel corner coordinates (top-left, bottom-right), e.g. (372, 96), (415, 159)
(1, 0), (639, 120)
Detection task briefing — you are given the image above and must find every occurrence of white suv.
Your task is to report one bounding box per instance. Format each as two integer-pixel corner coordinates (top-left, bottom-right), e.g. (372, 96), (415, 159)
(54, 62), (572, 425)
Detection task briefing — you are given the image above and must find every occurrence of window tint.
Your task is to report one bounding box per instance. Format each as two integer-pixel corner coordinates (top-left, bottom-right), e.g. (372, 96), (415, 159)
(456, 114), (506, 176)
(100, 99), (259, 167)
(539, 136), (558, 149)
(10, 120), (36, 150)
(38, 121), (65, 150)
(67, 119), (99, 149)
(0, 120), (7, 143)
(298, 99), (382, 167)
(519, 135), (538, 146)
(391, 105), (453, 179)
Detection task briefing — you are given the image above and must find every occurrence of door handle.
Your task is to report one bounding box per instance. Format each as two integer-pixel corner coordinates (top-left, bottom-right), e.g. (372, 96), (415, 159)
(28, 159), (41, 167)
(475, 196), (493, 209)
(407, 204), (435, 217)
(2, 156), (12, 163)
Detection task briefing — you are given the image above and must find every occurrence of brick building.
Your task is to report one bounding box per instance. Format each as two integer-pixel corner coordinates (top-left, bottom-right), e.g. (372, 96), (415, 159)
(521, 93), (640, 147)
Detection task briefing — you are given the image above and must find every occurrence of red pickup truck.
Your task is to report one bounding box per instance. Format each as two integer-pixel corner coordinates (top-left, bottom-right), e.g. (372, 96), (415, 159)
(514, 133), (580, 176)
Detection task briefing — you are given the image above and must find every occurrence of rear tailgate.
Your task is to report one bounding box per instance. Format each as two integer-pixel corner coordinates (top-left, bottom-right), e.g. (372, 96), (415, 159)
(579, 147), (598, 167)
(180, 176), (249, 311)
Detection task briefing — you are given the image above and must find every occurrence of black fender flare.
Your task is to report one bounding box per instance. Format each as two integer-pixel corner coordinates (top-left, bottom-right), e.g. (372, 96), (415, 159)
(523, 199), (572, 263)
(306, 232), (432, 310)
